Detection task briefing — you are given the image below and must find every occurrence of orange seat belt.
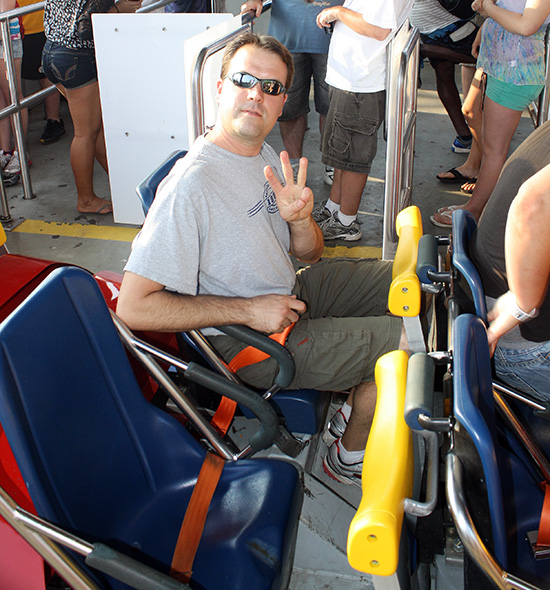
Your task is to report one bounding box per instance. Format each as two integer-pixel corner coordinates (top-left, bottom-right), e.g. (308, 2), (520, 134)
(170, 325), (295, 582)
(170, 451), (225, 583)
(228, 322), (296, 372)
(536, 482), (550, 548)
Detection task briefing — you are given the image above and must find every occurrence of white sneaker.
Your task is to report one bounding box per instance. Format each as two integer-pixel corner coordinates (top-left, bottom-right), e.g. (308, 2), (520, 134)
(320, 212), (362, 241)
(323, 166), (334, 185)
(4, 150), (20, 175)
(323, 440), (362, 486)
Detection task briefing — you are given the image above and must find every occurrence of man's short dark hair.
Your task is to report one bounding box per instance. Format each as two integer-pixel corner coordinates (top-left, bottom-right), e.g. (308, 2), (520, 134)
(220, 32), (294, 91)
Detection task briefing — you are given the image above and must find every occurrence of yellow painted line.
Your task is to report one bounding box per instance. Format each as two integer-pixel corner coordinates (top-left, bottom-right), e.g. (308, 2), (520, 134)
(12, 219), (382, 258)
(12, 219), (140, 242)
(323, 245), (382, 259)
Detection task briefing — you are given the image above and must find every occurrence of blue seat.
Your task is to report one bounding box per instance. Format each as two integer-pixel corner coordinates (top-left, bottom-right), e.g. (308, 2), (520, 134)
(135, 149), (188, 216)
(136, 151), (329, 436)
(0, 266), (302, 590)
(451, 209), (487, 323)
(452, 314), (550, 586)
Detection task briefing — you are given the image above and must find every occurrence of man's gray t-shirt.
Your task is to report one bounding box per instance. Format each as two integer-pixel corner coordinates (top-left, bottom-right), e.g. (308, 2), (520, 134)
(125, 135), (296, 300)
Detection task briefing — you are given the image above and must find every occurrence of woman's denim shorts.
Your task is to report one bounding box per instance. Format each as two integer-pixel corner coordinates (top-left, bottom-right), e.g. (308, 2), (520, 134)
(41, 40), (97, 89)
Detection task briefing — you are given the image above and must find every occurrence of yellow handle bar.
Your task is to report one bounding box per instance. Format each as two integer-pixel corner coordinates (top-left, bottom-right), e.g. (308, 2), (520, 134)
(388, 206), (423, 317)
(347, 350), (413, 576)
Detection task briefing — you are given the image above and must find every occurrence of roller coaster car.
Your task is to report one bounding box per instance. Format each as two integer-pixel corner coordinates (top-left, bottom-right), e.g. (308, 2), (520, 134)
(348, 208), (550, 590)
(0, 264), (303, 590)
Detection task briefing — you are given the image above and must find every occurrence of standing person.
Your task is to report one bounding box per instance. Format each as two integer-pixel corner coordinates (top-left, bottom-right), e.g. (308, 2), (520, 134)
(19, 0), (65, 145)
(0, 0), (28, 186)
(40, 0), (141, 215)
(470, 120), (550, 399)
(410, 0), (479, 157)
(430, 0), (550, 227)
(314, 0), (414, 241)
(240, 0), (340, 185)
(117, 33), (410, 486)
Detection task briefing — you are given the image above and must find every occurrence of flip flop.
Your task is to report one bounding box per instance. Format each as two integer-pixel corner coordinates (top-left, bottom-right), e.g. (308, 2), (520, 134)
(436, 205), (462, 214)
(430, 205), (463, 227)
(436, 168), (476, 184)
(460, 180), (477, 194)
(92, 204), (113, 214)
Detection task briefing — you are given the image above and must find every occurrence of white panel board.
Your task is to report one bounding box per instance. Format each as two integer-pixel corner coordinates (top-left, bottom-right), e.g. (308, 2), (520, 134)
(93, 12), (238, 225)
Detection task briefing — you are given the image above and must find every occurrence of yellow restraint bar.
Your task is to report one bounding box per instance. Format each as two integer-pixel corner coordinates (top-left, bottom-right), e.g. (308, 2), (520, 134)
(0, 221), (6, 248)
(388, 206), (423, 317)
(347, 350), (413, 576)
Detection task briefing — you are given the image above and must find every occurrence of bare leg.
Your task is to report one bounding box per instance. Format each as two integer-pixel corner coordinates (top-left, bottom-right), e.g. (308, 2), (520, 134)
(279, 114), (307, 160)
(329, 169), (368, 215)
(464, 97), (522, 219)
(341, 326), (409, 451)
(58, 80), (112, 213)
(432, 60), (471, 137)
(39, 78), (61, 121)
(437, 68), (483, 182)
(0, 57), (28, 149)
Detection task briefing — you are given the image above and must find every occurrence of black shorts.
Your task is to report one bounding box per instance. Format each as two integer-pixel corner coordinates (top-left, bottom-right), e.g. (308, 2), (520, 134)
(22, 31), (46, 80)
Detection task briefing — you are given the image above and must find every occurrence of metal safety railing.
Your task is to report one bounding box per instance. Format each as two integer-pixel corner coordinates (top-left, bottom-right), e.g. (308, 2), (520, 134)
(383, 21), (420, 261)
(0, 1), (57, 229)
(0, 0), (227, 230)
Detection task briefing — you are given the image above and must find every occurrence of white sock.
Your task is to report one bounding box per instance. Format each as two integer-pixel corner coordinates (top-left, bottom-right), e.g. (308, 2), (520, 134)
(338, 439), (364, 463)
(337, 211), (357, 227)
(325, 199), (340, 214)
(340, 401), (352, 421)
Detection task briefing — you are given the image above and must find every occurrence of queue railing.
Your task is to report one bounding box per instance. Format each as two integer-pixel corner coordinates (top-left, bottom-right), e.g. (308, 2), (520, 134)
(383, 21), (420, 261)
(0, 1), (55, 229)
(0, 0), (227, 230)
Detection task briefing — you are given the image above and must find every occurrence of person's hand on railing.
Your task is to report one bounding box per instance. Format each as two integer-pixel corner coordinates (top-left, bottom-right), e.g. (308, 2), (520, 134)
(115, 0), (143, 12)
(240, 0), (262, 17)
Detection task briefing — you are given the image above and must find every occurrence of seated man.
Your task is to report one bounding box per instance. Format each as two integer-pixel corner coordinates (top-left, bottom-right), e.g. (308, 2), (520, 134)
(471, 120), (550, 400)
(117, 33), (408, 485)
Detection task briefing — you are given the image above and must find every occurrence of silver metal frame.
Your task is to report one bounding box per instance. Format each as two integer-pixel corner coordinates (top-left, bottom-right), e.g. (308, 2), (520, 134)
(383, 23), (420, 261)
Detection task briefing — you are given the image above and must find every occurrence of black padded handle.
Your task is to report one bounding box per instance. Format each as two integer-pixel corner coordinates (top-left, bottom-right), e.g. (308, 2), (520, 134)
(417, 235), (439, 285)
(404, 353), (435, 431)
(219, 324), (295, 389)
(85, 543), (189, 590)
(185, 362), (279, 451)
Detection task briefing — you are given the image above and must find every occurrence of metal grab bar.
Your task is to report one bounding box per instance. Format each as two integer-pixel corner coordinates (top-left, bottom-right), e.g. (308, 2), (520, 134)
(383, 23), (420, 261)
(446, 453), (540, 590)
(0, 1), (56, 228)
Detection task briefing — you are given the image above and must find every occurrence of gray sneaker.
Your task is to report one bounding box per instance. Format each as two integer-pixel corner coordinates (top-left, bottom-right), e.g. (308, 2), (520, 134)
(323, 440), (362, 486)
(322, 407), (348, 446)
(312, 199), (332, 224)
(320, 212), (362, 241)
(4, 150), (20, 175)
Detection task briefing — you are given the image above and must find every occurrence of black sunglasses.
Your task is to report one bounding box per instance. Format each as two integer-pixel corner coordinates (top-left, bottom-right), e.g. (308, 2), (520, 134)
(227, 72), (286, 96)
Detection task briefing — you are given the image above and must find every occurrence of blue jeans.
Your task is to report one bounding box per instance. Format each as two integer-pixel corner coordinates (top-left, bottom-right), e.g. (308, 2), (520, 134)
(494, 340), (550, 401)
(41, 40), (97, 89)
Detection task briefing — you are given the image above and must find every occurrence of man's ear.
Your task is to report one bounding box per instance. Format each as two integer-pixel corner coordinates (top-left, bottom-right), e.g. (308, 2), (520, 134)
(215, 78), (223, 104)
(279, 93), (288, 117)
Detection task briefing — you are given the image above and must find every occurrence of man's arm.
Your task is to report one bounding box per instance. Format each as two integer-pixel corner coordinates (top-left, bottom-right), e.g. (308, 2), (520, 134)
(316, 6), (391, 40)
(264, 152), (324, 264)
(487, 163), (550, 349)
(116, 271), (307, 334)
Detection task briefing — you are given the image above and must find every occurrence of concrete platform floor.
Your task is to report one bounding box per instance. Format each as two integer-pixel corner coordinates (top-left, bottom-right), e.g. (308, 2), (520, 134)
(3, 63), (535, 273)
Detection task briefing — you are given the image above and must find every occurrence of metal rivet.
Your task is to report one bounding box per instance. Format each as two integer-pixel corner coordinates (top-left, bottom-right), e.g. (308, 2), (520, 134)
(367, 534), (377, 543)
(370, 560), (379, 568)
(402, 287), (408, 293)
(403, 305), (409, 311)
